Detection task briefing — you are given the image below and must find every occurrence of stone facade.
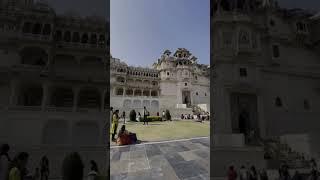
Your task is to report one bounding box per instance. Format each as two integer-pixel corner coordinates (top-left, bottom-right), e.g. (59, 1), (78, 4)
(110, 48), (210, 118)
(0, 0), (109, 177)
(211, 0), (320, 176)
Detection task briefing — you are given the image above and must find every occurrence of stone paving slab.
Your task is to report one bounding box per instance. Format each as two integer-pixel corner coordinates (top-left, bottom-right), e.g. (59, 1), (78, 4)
(110, 137), (210, 180)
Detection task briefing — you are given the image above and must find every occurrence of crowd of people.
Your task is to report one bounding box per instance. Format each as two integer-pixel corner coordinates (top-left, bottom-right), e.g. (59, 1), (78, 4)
(227, 162), (320, 180)
(0, 144), (102, 180)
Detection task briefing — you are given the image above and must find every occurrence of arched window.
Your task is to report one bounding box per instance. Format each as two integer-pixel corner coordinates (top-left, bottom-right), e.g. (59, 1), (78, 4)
(42, 24), (51, 35)
(81, 33), (88, 43)
(54, 30), (62, 41)
(32, 23), (42, 34)
(275, 97), (282, 107)
(64, 31), (71, 42)
(134, 89), (142, 96)
(116, 88), (124, 96)
(72, 32), (80, 42)
(50, 87), (74, 107)
(151, 91), (158, 97)
(126, 89), (133, 96)
(90, 34), (97, 44)
(98, 34), (105, 45)
(22, 22), (32, 33)
(78, 87), (101, 109)
(18, 84), (43, 106)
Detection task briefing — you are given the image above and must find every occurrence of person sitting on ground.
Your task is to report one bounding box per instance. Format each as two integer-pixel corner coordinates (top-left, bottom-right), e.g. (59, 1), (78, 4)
(137, 112), (141, 122)
(117, 125), (137, 146)
(181, 114), (184, 120)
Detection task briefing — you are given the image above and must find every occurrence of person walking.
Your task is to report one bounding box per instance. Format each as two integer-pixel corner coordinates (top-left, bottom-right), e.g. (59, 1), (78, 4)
(122, 111), (126, 124)
(143, 106), (149, 125)
(40, 156), (49, 180)
(0, 144), (11, 180)
(248, 166), (258, 180)
(111, 110), (120, 142)
(9, 152), (29, 180)
(239, 165), (248, 180)
(162, 111), (165, 121)
(87, 160), (98, 180)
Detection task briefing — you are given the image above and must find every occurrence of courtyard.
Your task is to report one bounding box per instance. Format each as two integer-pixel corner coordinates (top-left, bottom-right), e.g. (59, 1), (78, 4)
(110, 137), (210, 180)
(110, 120), (210, 146)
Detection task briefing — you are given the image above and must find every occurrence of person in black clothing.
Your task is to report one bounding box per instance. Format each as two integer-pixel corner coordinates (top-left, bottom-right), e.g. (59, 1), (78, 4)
(40, 155), (49, 180)
(143, 106), (149, 125)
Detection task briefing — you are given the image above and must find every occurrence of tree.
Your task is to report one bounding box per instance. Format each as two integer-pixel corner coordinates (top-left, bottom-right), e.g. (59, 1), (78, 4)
(129, 110), (137, 122)
(165, 109), (171, 121)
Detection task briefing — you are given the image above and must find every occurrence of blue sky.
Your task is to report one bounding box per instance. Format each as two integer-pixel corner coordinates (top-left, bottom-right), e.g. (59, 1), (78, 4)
(110, 0), (210, 67)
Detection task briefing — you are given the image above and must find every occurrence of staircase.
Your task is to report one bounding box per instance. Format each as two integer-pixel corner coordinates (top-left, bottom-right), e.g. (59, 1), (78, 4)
(263, 138), (311, 169)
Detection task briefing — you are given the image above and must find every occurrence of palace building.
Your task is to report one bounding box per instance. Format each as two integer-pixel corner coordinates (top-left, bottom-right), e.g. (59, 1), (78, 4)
(211, 0), (320, 177)
(110, 48), (210, 118)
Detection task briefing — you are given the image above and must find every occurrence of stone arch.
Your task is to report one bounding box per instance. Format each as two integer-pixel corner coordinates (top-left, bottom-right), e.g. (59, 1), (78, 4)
(54, 30), (62, 41)
(151, 100), (159, 110)
(20, 47), (48, 66)
(64, 31), (71, 42)
(78, 87), (101, 108)
(133, 99), (141, 108)
(72, 121), (99, 145)
(143, 90), (149, 96)
(18, 83), (43, 106)
(72, 32), (80, 42)
(22, 22), (32, 33)
(142, 100), (150, 108)
(98, 34), (105, 45)
(42, 24), (51, 35)
(115, 87), (124, 96)
(42, 120), (69, 145)
(90, 34), (97, 44)
(50, 87), (74, 107)
(125, 89), (133, 96)
(81, 33), (89, 43)
(134, 89), (142, 96)
(32, 23), (42, 34)
(151, 90), (158, 97)
(123, 99), (131, 108)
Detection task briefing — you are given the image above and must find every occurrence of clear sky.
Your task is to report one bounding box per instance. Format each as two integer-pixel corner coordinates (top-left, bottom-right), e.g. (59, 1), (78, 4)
(110, 0), (210, 67)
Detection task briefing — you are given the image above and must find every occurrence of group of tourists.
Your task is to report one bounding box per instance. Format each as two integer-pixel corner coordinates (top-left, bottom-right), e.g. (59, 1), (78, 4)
(0, 144), (102, 180)
(227, 162), (320, 180)
(110, 107), (139, 145)
(0, 144), (49, 180)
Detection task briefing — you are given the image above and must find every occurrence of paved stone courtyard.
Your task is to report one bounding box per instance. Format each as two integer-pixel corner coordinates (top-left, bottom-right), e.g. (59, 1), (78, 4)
(110, 137), (210, 180)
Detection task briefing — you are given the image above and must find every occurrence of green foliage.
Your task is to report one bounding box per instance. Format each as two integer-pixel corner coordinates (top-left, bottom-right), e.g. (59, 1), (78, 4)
(62, 152), (84, 180)
(129, 110), (137, 122)
(139, 116), (162, 122)
(165, 109), (171, 120)
(147, 116), (162, 122)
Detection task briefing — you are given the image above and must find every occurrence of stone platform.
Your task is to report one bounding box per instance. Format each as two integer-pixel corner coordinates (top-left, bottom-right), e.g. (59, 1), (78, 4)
(110, 137), (210, 180)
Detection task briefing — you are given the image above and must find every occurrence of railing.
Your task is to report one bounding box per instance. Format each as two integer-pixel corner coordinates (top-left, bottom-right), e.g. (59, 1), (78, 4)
(45, 107), (73, 112)
(8, 106), (42, 111)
